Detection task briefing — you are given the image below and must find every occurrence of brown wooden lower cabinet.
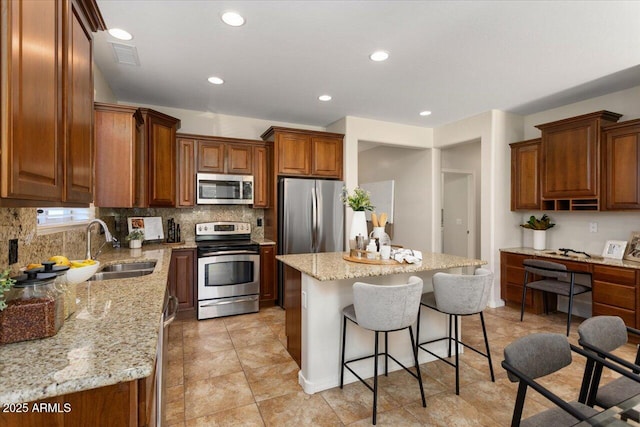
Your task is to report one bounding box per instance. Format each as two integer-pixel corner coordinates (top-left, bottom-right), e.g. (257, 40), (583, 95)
(260, 245), (277, 305)
(0, 376), (154, 427)
(168, 249), (196, 317)
(282, 264), (302, 367)
(500, 251), (639, 329)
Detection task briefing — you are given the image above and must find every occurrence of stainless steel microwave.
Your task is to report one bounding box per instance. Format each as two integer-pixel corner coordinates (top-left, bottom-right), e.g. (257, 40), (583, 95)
(196, 173), (254, 205)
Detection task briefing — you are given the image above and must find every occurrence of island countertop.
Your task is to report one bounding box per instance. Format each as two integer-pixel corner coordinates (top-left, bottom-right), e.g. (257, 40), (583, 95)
(276, 251), (486, 281)
(0, 242), (195, 405)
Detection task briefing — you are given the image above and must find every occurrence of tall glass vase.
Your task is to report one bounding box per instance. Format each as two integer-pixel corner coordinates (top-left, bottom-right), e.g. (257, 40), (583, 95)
(349, 211), (368, 249)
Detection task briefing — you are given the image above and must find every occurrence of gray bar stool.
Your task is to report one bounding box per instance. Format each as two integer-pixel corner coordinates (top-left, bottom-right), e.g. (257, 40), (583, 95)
(340, 276), (426, 425)
(415, 268), (495, 395)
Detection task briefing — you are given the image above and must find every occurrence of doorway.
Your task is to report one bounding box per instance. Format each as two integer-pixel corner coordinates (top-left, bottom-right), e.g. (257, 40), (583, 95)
(442, 170), (476, 273)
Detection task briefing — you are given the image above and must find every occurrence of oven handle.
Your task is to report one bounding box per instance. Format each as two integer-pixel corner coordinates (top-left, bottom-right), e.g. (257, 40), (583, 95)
(200, 296), (259, 307)
(198, 250), (259, 257)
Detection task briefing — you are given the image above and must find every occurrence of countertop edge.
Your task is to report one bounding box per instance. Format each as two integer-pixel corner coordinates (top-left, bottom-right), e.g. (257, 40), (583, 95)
(500, 247), (640, 270)
(0, 244), (181, 404)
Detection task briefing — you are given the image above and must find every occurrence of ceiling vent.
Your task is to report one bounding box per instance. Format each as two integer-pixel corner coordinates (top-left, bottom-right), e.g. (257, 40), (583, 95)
(109, 42), (140, 66)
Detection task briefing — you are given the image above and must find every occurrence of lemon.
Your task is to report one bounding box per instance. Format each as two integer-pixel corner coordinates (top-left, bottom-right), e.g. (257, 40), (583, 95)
(49, 255), (71, 267)
(26, 263), (43, 270)
(70, 261), (86, 269)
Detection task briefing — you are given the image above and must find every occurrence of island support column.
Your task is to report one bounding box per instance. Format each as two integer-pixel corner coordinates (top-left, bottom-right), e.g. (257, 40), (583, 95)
(298, 269), (461, 394)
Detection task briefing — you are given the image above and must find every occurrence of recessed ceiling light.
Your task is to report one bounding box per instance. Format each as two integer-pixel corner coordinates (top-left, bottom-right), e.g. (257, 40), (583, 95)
(318, 95), (332, 102)
(207, 76), (224, 85)
(108, 28), (133, 41)
(221, 11), (245, 27)
(369, 50), (389, 62)
(419, 111), (432, 116)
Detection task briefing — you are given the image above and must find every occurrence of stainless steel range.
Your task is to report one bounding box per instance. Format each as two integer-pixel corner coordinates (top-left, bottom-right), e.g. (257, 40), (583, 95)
(195, 221), (260, 320)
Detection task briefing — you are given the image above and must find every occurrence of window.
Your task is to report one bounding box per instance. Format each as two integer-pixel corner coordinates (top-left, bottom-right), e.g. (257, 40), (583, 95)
(36, 206), (95, 234)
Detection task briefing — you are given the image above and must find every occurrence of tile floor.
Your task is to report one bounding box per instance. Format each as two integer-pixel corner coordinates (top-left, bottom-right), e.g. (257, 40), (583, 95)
(165, 305), (637, 426)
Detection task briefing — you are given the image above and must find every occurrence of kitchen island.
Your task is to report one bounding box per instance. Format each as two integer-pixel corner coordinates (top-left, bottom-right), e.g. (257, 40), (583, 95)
(276, 251), (486, 394)
(0, 243), (195, 425)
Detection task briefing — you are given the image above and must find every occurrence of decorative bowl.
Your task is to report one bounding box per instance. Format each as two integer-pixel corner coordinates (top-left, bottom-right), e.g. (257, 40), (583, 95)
(65, 260), (101, 285)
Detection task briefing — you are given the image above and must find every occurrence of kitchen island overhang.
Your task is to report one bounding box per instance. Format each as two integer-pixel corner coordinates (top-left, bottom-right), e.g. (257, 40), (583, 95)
(276, 251), (486, 394)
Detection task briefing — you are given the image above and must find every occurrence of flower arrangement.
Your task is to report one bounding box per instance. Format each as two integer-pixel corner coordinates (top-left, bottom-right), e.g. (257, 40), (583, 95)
(126, 229), (145, 241)
(340, 187), (375, 212)
(520, 214), (555, 230)
(0, 269), (16, 311)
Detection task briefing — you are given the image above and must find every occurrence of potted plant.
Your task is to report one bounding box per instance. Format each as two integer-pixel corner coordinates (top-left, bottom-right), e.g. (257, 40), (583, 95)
(341, 187), (375, 249)
(126, 229), (145, 249)
(0, 269), (15, 312)
(520, 214), (555, 250)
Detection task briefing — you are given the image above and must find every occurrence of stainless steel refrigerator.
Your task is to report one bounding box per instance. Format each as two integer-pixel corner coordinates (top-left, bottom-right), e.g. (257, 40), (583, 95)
(277, 177), (344, 306)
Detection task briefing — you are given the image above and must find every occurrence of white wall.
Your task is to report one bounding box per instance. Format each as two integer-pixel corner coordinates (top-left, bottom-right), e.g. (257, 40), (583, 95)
(358, 146), (432, 250)
(434, 110), (523, 307)
(336, 116), (434, 250)
(123, 103), (325, 140)
(441, 141), (482, 258)
(93, 63), (116, 103)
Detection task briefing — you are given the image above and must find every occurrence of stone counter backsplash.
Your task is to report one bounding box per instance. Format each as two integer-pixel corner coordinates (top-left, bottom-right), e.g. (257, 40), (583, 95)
(99, 205), (264, 242)
(0, 205), (265, 275)
(0, 208), (87, 275)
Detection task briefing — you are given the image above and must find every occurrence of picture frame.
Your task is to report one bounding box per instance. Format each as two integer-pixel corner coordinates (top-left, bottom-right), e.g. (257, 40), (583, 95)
(624, 231), (640, 262)
(602, 239), (628, 260)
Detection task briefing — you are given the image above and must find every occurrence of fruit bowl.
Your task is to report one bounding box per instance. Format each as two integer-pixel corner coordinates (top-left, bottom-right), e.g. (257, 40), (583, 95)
(65, 260), (101, 285)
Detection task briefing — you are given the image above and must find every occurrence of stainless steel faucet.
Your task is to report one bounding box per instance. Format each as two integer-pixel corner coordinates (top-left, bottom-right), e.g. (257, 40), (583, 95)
(86, 219), (113, 260)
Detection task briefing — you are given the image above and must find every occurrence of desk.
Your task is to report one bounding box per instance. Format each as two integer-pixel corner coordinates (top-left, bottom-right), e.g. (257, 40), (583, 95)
(574, 394), (640, 426)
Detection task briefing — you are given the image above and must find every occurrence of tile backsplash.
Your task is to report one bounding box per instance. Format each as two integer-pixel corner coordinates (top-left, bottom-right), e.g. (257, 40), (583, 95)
(0, 208), (86, 274)
(0, 206), (264, 275)
(99, 206), (264, 243)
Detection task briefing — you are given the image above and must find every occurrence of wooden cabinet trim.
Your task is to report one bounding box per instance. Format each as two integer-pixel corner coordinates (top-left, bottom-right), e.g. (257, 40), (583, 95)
(261, 126), (344, 141)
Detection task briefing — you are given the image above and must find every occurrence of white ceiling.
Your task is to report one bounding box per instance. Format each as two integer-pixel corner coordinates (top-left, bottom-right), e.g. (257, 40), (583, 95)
(93, 1), (640, 129)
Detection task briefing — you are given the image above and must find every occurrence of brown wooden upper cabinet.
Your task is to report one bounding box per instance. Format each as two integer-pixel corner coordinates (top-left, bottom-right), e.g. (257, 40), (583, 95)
(181, 134), (270, 208)
(253, 145), (271, 208)
(510, 139), (541, 211)
(94, 103), (180, 207)
(601, 119), (640, 210)
(261, 127), (344, 179)
(536, 111), (622, 210)
(0, 0), (105, 207)
(510, 111), (631, 212)
(194, 135), (260, 174)
(177, 137), (196, 207)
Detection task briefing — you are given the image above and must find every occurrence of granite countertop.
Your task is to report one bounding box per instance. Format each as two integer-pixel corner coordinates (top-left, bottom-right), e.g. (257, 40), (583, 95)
(501, 247), (640, 270)
(253, 237), (276, 245)
(0, 242), (194, 405)
(276, 251), (486, 281)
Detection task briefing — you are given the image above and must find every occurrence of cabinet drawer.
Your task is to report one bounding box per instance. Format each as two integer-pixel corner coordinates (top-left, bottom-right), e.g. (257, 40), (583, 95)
(593, 281), (635, 310)
(592, 302), (636, 327)
(505, 284), (532, 306)
(592, 265), (636, 286)
(503, 253), (529, 266)
(506, 265), (526, 284)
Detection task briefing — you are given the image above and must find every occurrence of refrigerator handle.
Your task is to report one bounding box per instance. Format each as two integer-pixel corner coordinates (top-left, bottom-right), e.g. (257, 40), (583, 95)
(311, 186), (318, 252)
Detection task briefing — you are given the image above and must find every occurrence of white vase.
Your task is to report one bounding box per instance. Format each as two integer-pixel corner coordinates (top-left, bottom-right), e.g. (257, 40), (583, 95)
(349, 211), (368, 249)
(532, 230), (546, 250)
(129, 239), (142, 249)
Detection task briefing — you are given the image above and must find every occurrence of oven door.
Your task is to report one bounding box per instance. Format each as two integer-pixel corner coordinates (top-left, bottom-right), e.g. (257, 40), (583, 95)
(198, 253), (260, 300)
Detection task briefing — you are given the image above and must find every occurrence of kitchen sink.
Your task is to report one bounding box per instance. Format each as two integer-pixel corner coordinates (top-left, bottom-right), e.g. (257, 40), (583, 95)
(100, 261), (157, 272)
(88, 260), (157, 281)
(89, 269), (154, 281)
